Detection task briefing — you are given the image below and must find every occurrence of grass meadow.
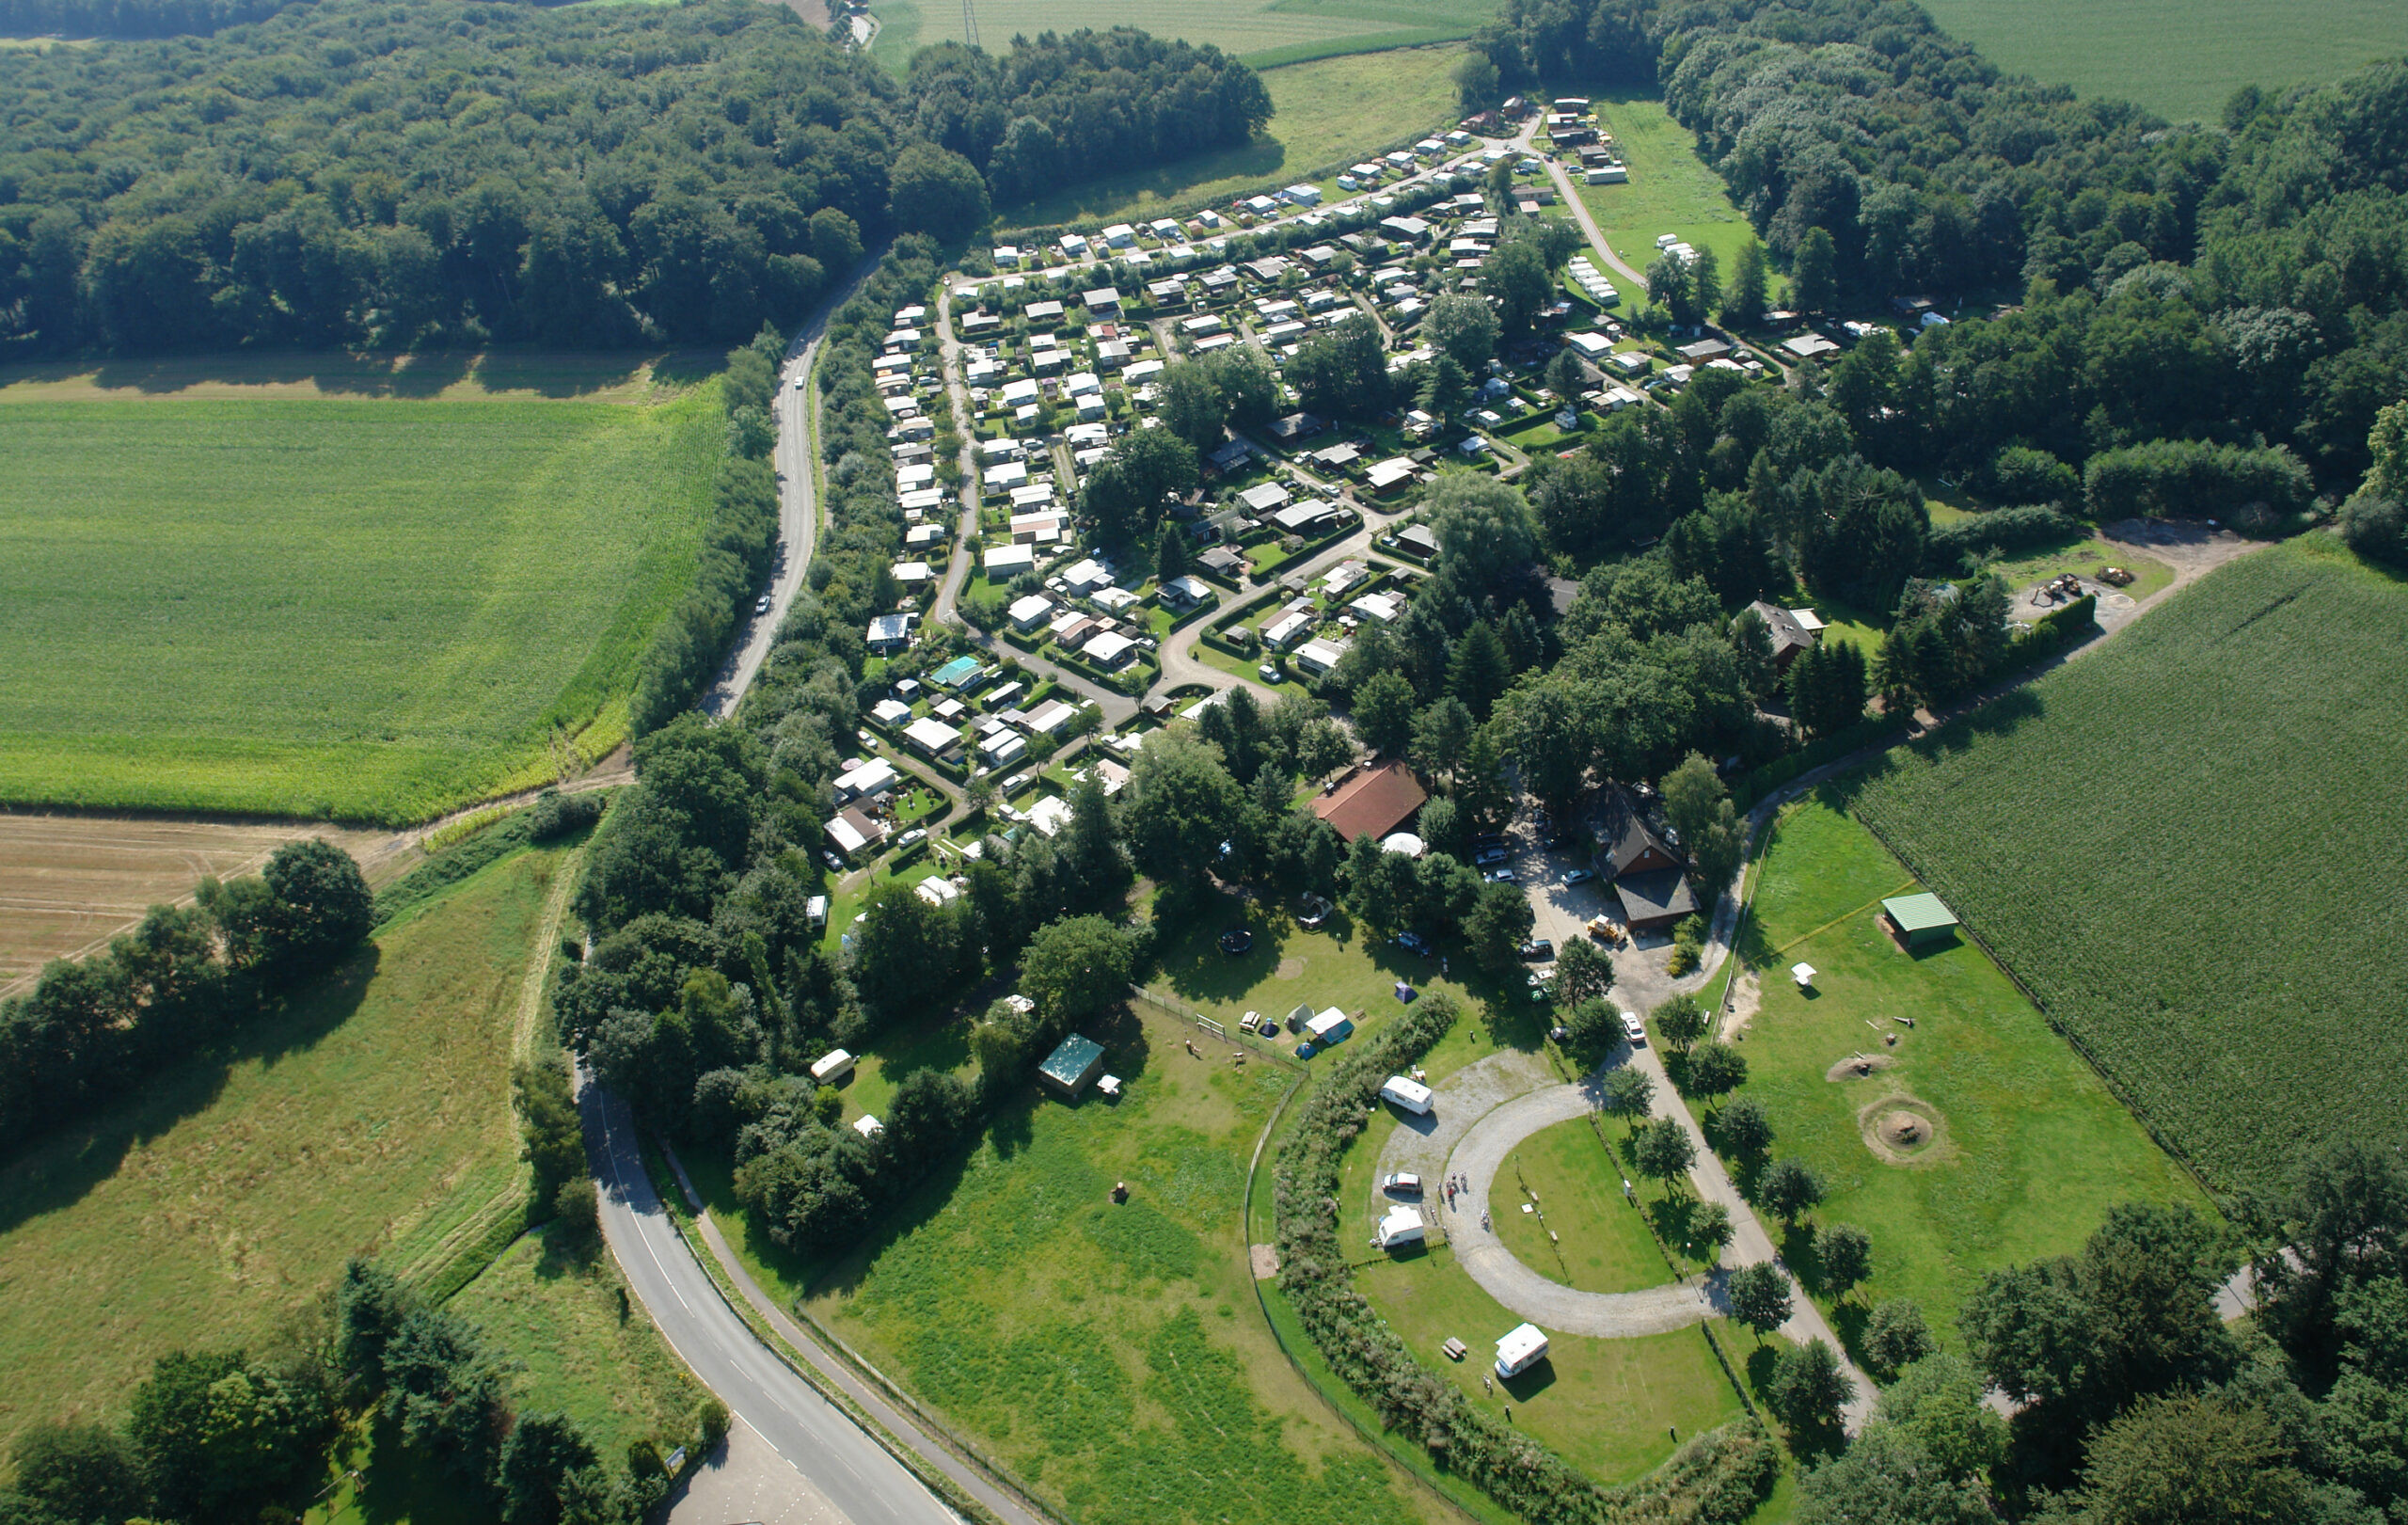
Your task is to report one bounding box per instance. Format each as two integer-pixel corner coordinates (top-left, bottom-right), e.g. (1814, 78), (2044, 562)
(873, 0), (1493, 73)
(1915, 0), (2401, 123)
(799, 1000), (1448, 1525)
(1006, 47), (1464, 230)
(0, 383), (721, 823)
(1571, 95), (1757, 302)
(0, 844), (567, 1457)
(1720, 794), (2209, 1350)
(1851, 539), (2408, 1195)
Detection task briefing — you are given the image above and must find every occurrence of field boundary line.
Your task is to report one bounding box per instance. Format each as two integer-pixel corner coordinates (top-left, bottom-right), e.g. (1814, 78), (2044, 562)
(1767, 880), (1920, 961)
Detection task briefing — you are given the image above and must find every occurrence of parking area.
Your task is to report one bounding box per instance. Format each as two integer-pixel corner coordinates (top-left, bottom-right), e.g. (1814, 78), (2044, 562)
(1491, 799), (1685, 1010)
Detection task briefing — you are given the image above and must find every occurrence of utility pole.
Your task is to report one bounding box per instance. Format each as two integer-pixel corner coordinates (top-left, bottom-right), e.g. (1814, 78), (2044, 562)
(960, 0), (979, 48)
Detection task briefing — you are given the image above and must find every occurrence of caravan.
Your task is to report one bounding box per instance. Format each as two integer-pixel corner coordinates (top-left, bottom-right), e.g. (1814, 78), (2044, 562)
(1495, 1323), (1549, 1378)
(1374, 1205), (1426, 1251)
(1380, 1075), (1434, 1116)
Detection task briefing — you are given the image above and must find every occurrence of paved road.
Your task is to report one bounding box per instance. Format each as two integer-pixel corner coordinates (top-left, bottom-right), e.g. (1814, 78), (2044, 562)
(705, 253), (884, 719)
(580, 1075), (961, 1525)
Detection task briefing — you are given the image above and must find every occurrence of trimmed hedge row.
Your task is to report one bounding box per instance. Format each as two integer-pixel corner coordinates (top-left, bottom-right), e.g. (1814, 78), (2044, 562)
(1921, 504), (2078, 574)
(1272, 994), (1776, 1524)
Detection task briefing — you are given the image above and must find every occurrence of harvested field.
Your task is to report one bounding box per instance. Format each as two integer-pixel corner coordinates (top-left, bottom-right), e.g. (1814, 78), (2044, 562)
(0, 814), (391, 994)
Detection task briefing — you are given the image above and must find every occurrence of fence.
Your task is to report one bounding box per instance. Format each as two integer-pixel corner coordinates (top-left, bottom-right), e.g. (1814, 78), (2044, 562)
(1128, 984), (1305, 1070)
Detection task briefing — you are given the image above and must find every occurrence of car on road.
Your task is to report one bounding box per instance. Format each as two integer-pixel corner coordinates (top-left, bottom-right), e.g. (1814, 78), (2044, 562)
(1563, 868), (1596, 886)
(754, 594), (773, 615)
(1474, 846), (1511, 866)
(1382, 1172), (1424, 1196)
(792, 376), (808, 391)
(1219, 929), (1254, 955)
(896, 827), (927, 849)
(1621, 1010), (1647, 1044)
(1519, 938), (1555, 962)
(1483, 866), (1517, 883)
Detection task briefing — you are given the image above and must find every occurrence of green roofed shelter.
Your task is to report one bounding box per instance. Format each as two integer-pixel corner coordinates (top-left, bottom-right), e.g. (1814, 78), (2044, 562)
(931, 655), (986, 690)
(1038, 1033), (1106, 1099)
(1881, 892), (1959, 947)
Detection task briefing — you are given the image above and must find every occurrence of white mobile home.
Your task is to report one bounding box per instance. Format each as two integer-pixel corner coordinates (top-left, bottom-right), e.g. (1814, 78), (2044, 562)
(1380, 1075), (1434, 1116)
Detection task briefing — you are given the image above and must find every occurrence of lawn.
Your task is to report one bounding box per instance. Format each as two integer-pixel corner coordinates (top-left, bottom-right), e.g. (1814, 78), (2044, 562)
(1914, 0), (2400, 123)
(0, 844), (568, 1455)
(448, 1225), (708, 1464)
(1005, 48), (1465, 229)
(0, 387), (722, 823)
(800, 1001), (1448, 1525)
(1351, 1245), (1744, 1485)
(876, 0), (1492, 75)
(1492, 1115), (1677, 1295)
(1726, 790), (2212, 1345)
(1981, 536), (2175, 604)
(1571, 95), (1757, 292)
(1850, 540), (2408, 1195)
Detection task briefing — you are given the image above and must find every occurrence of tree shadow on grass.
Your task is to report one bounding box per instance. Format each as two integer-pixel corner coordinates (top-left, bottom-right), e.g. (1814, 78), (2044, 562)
(349, 1410), (503, 1525)
(0, 945), (379, 1236)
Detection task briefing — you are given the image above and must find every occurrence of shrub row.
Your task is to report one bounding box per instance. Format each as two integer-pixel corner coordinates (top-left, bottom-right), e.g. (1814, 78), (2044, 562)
(1272, 993), (1774, 1523)
(1922, 504), (2078, 574)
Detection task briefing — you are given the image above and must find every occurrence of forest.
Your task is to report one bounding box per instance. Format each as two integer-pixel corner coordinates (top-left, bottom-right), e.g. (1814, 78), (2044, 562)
(0, 0), (1268, 355)
(1466, 0), (2407, 493)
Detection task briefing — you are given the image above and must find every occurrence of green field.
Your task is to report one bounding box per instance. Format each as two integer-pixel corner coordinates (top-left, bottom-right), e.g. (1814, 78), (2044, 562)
(1915, 0), (2401, 123)
(873, 0), (1492, 73)
(449, 1226), (708, 1463)
(1493, 1116), (1678, 1294)
(1571, 95), (1755, 302)
(1851, 540), (2408, 1195)
(1724, 794), (2209, 1345)
(800, 1002), (1446, 1525)
(0, 845), (566, 1455)
(0, 387), (721, 823)
(1006, 48), (1464, 229)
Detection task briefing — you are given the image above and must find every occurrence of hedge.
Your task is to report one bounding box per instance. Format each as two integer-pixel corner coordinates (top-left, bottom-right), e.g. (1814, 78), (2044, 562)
(1273, 994), (1777, 1524)
(1921, 504), (2078, 574)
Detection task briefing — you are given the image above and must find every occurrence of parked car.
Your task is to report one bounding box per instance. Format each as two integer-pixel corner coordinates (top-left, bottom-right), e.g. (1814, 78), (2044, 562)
(1219, 929), (1254, 955)
(1563, 868), (1596, 886)
(1474, 846), (1511, 866)
(1382, 1172), (1424, 1196)
(823, 851), (845, 873)
(1518, 938), (1555, 962)
(1002, 772), (1030, 793)
(1394, 930), (1432, 956)
(1621, 1010), (1647, 1044)
(754, 594), (773, 614)
(897, 827), (927, 848)
(1258, 663), (1284, 683)
(1483, 867), (1517, 883)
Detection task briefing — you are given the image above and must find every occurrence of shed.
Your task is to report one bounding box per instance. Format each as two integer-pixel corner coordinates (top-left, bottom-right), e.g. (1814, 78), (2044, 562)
(1380, 1075), (1434, 1116)
(931, 655), (986, 690)
(1880, 892), (1959, 947)
(1375, 1206), (1426, 1250)
(1038, 1033), (1107, 1099)
(1495, 1323), (1549, 1377)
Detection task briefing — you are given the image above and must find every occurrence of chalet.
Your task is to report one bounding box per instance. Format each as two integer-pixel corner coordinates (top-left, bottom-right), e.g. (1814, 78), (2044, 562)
(1240, 481), (1292, 516)
(1160, 574), (1213, 608)
(1083, 630), (1137, 668)
(1311, 761), (1429, 844)
(903, 717), (961, 758)
(1366, 457), (1418, 496)
(1378, 215), (1433, 246)
(1677, 338), (1735, 364)
(1742, 600), (1823, 671)
(1196, 545), (1247, 581)
(1082, 286), (1121, 315)
(1592, 786), (1699, 933)
(1274, 501), (1343, 535)
(1266, 412), (1325, 445)
(824, 807), (888, 859)
(1394, 523), (1439, 559)
(866, 612), (913, 652)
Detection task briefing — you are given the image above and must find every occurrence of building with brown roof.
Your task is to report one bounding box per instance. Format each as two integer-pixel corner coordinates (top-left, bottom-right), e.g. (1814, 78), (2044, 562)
(1741, 600), (1823, 671)
(1311, 761), (1429, 843)
(1592, 786), (1699, 932)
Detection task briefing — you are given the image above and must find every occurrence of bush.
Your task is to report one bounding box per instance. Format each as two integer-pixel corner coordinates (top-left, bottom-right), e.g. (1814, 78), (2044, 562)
(2083, 439), (2312, 527)
(531, 788), (606, 841)
(1922, 504), (2077, 574)
(1978, 445), (2078, 505)
(698, 1398), (731, 1451)
(2339, 491), (2407, 567)
(551, 1179), (599, 1251)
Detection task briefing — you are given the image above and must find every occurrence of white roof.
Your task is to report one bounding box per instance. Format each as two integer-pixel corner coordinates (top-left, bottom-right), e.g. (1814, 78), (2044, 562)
(1008, 593), (1054, 623)
(985, 543), (1036, 572)
(824, 815), (873, 854)
(1263, 611), (1312, 648)
(1497, 1323), (1548, 1369)
(870, 698), (912, 724)
(1084, 630), (1136, 663)
(853, 1113), (884, 1136)
(905, 717), (960, 754)
(1064, 557), (1112, 588)
(1376, 1205), (1425, 1247)
(1350, 592), (1400, 622)
(1307, 1008), (1350, 1037)
(809, 1048), (854, 1080)
(1027, 794), (1074, 837)
(834, 756), (897, 796)
(1296, 638), (1348, 672)
(892, 560), (931, 582)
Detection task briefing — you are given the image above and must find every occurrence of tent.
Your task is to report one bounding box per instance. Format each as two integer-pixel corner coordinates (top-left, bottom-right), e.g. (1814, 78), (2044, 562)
(1306, 1009), (1354, 1044)
(1791, 962), (1817, 988)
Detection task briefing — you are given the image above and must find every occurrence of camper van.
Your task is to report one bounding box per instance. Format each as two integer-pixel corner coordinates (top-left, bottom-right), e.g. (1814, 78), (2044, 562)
(1380, 1075), (1434, 1116)
(1495, 1323), (1549, 1378)
(1375, 1205), (1426, 1251)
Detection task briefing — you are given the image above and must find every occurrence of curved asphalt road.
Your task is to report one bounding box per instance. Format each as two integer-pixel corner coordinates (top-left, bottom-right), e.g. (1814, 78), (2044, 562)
(581, 1075), (959, 1525)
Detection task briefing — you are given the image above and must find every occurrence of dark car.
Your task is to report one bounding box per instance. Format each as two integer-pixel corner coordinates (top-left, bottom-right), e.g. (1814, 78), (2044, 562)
(1219, 929), (1254, 955)
(1563, 868), (1596, 886)
(1394, 930), (1432, 956)
(1519, 938), (1555, 961)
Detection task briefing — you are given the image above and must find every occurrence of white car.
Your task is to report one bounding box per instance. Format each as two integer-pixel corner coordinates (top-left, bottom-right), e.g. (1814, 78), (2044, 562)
(897, 827), (927, 848)
(1382, 1172), (1424, 1196)
(1621, 1011), (1647, 1044)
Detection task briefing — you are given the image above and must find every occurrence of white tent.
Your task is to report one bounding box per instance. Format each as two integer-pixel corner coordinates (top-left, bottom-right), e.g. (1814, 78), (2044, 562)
(1375, 1205), (1426, 1250)
(1792, 962), (1817, 988)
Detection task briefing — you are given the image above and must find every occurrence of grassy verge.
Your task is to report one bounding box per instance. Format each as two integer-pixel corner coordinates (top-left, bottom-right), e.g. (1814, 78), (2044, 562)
(1570, 94), (1757, 282)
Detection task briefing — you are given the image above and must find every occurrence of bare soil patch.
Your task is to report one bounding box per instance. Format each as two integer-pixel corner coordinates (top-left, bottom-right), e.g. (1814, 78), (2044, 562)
(1857, 1094), (1951, 1167)
(1824, 1052), (1898, 1083)
(1275, 957), (1305, 979)
(1249, 1243), (1280, 1279)
(0, 815), (391, 993)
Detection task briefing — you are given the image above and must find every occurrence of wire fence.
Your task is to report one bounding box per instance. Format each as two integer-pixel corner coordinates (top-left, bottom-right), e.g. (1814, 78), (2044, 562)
(1128, 983), (1307, 1070)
